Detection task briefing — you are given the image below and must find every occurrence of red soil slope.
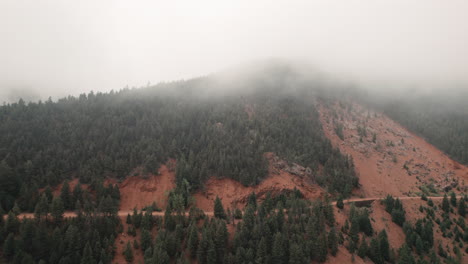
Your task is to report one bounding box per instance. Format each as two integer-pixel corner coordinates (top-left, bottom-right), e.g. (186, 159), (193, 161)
(116, 160), (176, 211)
(319, 101), (468, 197)
(193, 153), (324, 211)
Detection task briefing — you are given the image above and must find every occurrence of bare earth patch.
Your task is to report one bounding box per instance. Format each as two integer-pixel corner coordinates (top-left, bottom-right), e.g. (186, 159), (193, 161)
(193, 153), (324, 211)
(318, 101), (468, 197)
(116, 160), (176, 211)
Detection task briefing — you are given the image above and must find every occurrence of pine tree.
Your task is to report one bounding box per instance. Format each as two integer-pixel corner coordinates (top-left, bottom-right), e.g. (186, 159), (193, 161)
(126, 213), (132, 224)
(324, 197), (335, 226)
(255, 237), (267, 264)
(73, 183), (83, 205)
(188, 224), (199, 258)
(197, 230), (209, 264)
(141, 228), (152, 252)
(272, 233), (285, 264)
(328, 228), (338, 256)
(336, 196), (344, 209)
(60, 180), (72, 210)
(3, 233), (15, 258)
(289, 243), (305, 264)
(243, 205), (255, 233)
(378, 230), (390, 261)
(44, 186), (53, 202)
(206, 239), (216, 264)
(81, 242), (96, 264)
(357, 239), (368, 258)
(442, 194), (450, 213)
(214, 196), (226, 219)
(4, 211), (19, 234)
(247, 192), (257, 209)
(391, 208), (406, 226)
(450, 192), (457, 207)
(11, 202), (20, 215)
(214, 221), (228, 262)
(124, 242), (134, 262)
(50, 196), (64, 223)
(0, 204), (4, 226)
(397, 244), (415, 264)
(458, 198), (466, 217)
(348, 217), (359, 253)
(369, 238), (382, 264)
(34, 193), (49, 220)
(415, 236), (424, 255)
(317, 232), (328, 262)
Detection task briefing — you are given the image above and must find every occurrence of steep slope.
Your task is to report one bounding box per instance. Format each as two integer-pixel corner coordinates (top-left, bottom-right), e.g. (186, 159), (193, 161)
(319, 101), (468, 197)
(333, 196), (468, 263)
(114, 160), (176, 211)
(193, 153), (324, 211)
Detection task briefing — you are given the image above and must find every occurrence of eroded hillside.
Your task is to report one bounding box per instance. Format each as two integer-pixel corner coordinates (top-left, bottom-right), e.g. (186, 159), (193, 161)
(193, 152), (324, 211)
(318, 101), (468, 197)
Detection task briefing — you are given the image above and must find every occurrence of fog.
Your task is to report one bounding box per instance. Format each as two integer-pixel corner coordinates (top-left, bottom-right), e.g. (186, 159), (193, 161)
(1, 0), (468, 103)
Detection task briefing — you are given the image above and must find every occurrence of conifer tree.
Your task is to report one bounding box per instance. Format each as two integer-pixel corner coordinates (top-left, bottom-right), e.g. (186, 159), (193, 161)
(442, 194), (450, 213)
(369, 238), (382, 264)
(3, 233), (15, 258)
(188, 224), (199, 258)
(415, 236), (424, 255)
(141, 228), (152, 253)
(4, 211), (19, 234)
(60, 180), (72, 210)
(328, 228), (338, 256)
(272, 233), (285, 264)
(81, 242), (96, 264)
(34, 194), (49, 220)
(214, 221), (228, 262)
(44, 186), (53, 203)
(50, 196), (64, 223)
(357, 239), (368, 258)
(289, 243), (305, 264)
(214, 196), (226, 219)
(458, 198), (466, 217)
(255, 237), (267, 264)
(450, 192), (457, 207)
(207, 239), (216, 264)
(348, 217), (359, 253)
(124, 242), (134, 262)
(336, 195), (344, 209)
(243, 205), (255, 233)
(247, 192), (257, 209)
(317, 232), (328, 262)
(378, 230), (390, 261)
(397, 244), (415, 264)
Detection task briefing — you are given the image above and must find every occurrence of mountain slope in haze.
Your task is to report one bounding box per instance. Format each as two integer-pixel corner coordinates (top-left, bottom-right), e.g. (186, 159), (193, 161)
(0, 63), (357, 213)
(1, 62), (468, 264)
(319, 100), (468, 197)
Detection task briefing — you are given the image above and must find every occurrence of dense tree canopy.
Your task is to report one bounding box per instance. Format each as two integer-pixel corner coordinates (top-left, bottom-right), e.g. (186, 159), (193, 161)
(0, 70), (358, 211)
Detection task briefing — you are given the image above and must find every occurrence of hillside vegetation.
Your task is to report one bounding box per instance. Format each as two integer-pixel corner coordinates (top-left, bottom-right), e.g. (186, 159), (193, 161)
(0, 64), (357, 212)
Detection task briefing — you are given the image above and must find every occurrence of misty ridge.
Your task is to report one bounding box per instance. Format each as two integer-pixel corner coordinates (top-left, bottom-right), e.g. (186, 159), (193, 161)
(2, 59), (467, 116)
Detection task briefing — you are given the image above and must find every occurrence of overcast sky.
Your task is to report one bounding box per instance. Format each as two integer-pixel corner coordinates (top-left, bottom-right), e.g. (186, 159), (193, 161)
(1, 0), (468, 102)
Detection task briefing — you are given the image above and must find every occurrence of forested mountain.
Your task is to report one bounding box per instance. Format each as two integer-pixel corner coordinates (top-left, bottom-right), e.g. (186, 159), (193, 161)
(0, 64), (358, 212)
(1, 64), (468, 264)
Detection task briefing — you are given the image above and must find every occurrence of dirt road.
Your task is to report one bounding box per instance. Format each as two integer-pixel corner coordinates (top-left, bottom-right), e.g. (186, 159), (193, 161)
(8, 195), (460, 220)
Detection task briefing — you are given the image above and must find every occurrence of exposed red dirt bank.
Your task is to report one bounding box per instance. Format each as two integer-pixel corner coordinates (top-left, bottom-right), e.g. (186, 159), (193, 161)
(319, 101), (468, 197)
(116, 160), (176, 211)
(193, 153), (324, 211)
